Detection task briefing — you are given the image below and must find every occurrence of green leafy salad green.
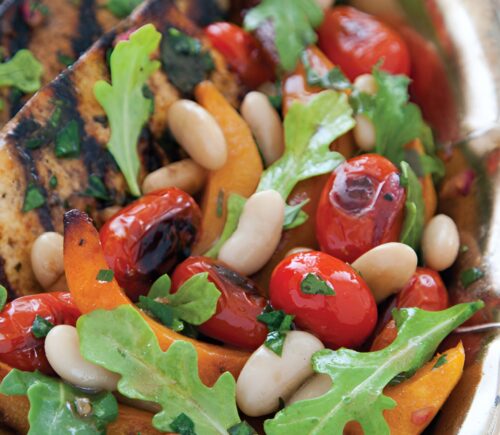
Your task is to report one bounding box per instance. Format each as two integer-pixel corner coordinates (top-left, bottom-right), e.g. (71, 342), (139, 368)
(0, 49), (43, 93)
(244, 0), (324, 71)
(94, 24), (161, 197)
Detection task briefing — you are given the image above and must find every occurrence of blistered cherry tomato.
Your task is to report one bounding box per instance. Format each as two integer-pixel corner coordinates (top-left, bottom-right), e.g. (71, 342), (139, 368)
(100, 188), (202, 301)
(205, 22), (275, 88)
(396, 267), (449, 311)
(0, 292), (80, 373)
(317, 6), (411, 81)
(269, 251), (377, 349)
(316, 154), (406, 263)
(172, 257), (267, 350)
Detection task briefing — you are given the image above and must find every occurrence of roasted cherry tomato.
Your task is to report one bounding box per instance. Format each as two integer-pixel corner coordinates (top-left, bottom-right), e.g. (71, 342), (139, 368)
(100, 188), (202, 301)
(396, 267), (449, 311)
(269, 251), (377, 349)
(317, 6), (411, 81)
(172, 256), (268, 350)
(204, 22), (275, 88)
(316, 154), (406, 263)
(0, 292), (80, 373)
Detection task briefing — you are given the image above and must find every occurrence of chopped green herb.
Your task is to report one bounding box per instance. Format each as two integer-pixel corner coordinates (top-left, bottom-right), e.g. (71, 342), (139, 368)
(460, 267), (484, 288)
(301, 273), (335, 295)
(49, 175), (58, 189)
(160, 28), (214, 94)
(244, 0), (324, 71)
(55, 120), (80, 158)
(137, 296), (182, 331)
(105, 0), (144, 18)
(23, 184), (45, 212)
(94, 24), (161, 197)
(96, 269), (114, 282)
(257, 308), (294, 356)
(57, 51), (75, 67)
(78, 306), (241, 433)
(433, 354), (447, 369)
(216, 189), (224, 218)
(0, 49), (43, 93)
(460, 245), (469, 254)
(84, 175), (110, 201)
(170, 413), (196, 435)
(0, 369), (118, 434)
(0, 285), (7, 311)
(229, 421), (256, 435)
(25, 138), (44, 150)
(49, 105), (62, 128)
(31, 315), (54, 338)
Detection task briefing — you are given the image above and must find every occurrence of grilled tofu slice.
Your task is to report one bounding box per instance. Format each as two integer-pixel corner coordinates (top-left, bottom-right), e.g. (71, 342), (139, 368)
(0, 0), (241, 298)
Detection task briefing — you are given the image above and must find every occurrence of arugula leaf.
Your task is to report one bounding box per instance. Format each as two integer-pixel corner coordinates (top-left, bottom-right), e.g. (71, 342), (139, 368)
(265, 301), (484, 435)
(300, 274), (335, 296)
(244, 0), (323, 71)
(399, 162), (425, 250)
(0, 49), (43, 93)
(78, 305), (241, 434)
(258, 90), (353, 200)
(205, 193), (246, 258)
(106, 0), (143, 18)
(0, 285), (7, 311)
(0, 369), (118, 434)
(302, 53), (352, 91)
(257, 308), (295, 356)
(94, 24), (161, 197)
(139, 272), (220, 332)
(160, 28), (215, 94)
(283, 199), (309, 230)
(31, 315), (54, 338)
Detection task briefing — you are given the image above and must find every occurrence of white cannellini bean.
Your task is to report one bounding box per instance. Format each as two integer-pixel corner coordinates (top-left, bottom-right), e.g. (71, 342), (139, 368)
(241, 92), (285, 166)
(351, 242), (418, 303)
(353, 114), (376, 151)
(45, 325), (120, 391)
(31, 232), (65, 289)
(353, 74), (378, 95)
(236, 331), (324, 417)
(168, 100), (227, 170)
(422, 214), (460, 271)
(142, 159), (207, 195)
(284, 247), (313, 258)
(287, 374), (332, 405)
(315, 0), (336, 9)
(218, 190), (285, 275)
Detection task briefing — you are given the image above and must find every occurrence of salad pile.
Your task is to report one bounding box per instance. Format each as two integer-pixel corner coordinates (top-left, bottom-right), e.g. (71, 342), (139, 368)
(0, 0), (486, 434)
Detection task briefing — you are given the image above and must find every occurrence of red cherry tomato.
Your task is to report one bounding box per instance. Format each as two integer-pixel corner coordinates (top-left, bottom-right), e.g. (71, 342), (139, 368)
(100, 188), (202, 301)
(204, 22), (275, 88)
(0, 292), (80, 373)
(396, 267), (449, 311)
(172, 257), (268, 350)
(316, 154), (406, 263)
(269, 251), (377, 349)
(317, 6), (411, 81)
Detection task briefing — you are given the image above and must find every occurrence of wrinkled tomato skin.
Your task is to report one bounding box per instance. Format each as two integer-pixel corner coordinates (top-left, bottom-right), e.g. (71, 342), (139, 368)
(316, 154), (406, 263)
(317, 6), (411, 81)
(396, 267), (449, 311)
(0, 292), (80, 373)
(269, 251), (377, 349)
(100, 188), (202, 301)
(172, 257), (268, 350)
(204, 22), (275, 88)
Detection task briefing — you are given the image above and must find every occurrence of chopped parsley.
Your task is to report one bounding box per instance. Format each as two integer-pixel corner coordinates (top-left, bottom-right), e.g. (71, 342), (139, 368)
(300, 273), (335, 295)
(31, 315), (54, 338)
(83, 175), (111, 201)
(257, 308), (294, 356)
(105, 0), (144, 18)
(55, 120), (80, 158)
(229, 421), (256, 435)
(23, 184), (46, 212)
(433, 354), (447, 369)
(160, 28), (214, 94)
(96, 269), (114, 283)
(170, 413), (196, 435)
(57, 51), (75, 67)
(460, 267), (484, 288)
(0, 285), (7, 311)
(49, 175), (58, 189)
